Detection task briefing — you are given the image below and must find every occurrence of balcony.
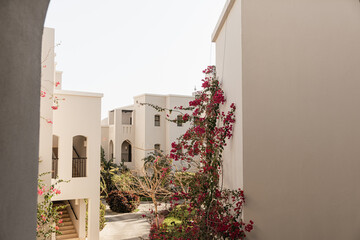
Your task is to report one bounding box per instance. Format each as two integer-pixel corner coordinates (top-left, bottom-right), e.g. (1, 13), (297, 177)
(72, 157), (87, 177)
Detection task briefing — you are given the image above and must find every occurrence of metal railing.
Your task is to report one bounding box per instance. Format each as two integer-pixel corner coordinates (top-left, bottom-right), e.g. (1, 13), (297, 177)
(72, 157), (87, 177)
(52, 158), (58, 179)
(67, 200), (78, 220)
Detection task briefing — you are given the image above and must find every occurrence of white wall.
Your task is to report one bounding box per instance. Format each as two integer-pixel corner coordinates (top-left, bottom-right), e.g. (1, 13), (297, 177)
(39, 27), (56, 187)
(52, 90), (102, 240)
(214, 0), (360, 239)
(214, 0), (243, 190)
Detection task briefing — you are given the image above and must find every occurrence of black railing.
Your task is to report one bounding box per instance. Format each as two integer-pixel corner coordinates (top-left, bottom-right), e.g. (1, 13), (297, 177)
(72, 158), (87, 177)
(52, 158), (58, 179)
(67, 200), (78, 220)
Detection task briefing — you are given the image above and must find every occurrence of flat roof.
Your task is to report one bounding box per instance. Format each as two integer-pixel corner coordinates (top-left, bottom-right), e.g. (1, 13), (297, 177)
(211, 0), (236, 42)
(133, 93), (193, 99)
(54, 89), (103, 98)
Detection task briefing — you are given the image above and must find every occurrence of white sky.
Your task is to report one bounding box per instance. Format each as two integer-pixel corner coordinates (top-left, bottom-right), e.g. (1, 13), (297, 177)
(45, 0), (227, 118)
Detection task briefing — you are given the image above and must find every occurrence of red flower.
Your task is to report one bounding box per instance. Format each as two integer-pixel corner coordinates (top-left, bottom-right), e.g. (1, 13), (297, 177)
(51, 106), (58, 110)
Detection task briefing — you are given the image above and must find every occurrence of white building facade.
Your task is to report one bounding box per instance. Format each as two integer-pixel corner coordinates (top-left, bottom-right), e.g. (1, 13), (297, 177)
(39, 28), (102, 240)
(213, 1), (360, 240)
(102, 94), (194, 172)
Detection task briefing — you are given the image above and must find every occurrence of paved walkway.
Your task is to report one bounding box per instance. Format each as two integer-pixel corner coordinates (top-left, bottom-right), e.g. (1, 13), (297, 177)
(100, 201), (168, 240)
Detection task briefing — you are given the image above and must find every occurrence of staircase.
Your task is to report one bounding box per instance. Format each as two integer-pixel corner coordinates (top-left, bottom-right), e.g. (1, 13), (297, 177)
(54, 203), (79, 240)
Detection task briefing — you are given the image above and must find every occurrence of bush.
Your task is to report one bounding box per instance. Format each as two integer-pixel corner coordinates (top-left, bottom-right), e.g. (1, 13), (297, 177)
(106, 190), (140, 213)
(85, 200), (107, 234)
(99, 201), (106, 231)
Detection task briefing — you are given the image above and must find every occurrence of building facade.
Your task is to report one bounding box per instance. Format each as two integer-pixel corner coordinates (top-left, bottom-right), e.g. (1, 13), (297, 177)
(213, 0), (360, 239)
(102, 94), (194, 172)
(39, 28), (102, 240)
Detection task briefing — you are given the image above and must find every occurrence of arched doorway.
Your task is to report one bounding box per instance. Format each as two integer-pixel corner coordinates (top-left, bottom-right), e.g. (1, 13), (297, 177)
(121, 140), (132, 163)
(109, 140), (114, 159)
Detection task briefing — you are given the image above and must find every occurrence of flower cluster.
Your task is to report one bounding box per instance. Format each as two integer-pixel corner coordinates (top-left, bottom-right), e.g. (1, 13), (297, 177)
(148, 66), (254, 239)
(36, 173), (66, 239)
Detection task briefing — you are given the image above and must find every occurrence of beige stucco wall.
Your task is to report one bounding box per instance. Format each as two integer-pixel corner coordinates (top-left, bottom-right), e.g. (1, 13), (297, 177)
(214, 0), (360, 239)
(214, 1), (244, 191)
(52, 90), (102, 240)
(39, 27), (56, 187)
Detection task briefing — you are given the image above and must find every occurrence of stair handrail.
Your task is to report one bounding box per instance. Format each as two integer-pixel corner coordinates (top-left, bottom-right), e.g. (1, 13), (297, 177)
(67, 200), (78, 220)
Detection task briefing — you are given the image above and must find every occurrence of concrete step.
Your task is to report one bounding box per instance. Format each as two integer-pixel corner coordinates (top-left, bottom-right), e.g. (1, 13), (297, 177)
(59, 225), (74, 231)
(59, 229), (76, 235)
(60, 221), (73, 226)
(56, 233), (78, 239)
(60, 217), (71, 222)
(59, 213), (70, 218)
(57, 238), (79, 240)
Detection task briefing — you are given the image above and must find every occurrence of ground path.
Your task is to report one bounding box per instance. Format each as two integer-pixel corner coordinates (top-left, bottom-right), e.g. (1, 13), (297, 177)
(100, 201), (168, 240)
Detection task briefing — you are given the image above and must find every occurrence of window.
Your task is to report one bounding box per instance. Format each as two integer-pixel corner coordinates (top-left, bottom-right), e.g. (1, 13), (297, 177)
(72, 135), (87, 178)
(121, 140), (132, 162)
(177, 115), (183, 127)
(52, 135), (59, 179)
(154, 115), (160, 126)
(154, 144), (160, 152)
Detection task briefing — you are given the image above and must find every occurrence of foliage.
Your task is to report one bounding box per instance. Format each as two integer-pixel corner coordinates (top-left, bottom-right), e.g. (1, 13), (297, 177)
(106, 190), (140, 213)
(85, 200), (107, 235)
(147, 66), (254, 239)
(100, 147), (120, 195)
(36, 173), (67, 239)
(116, 155), (173, 227)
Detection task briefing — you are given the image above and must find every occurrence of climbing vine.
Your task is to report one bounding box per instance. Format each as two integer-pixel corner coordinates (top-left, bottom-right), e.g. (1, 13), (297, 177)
(147, 66), (254, 239)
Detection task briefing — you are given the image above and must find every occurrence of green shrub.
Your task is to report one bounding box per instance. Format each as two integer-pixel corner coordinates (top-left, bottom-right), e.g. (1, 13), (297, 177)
(85, 200), (107, 234)
(99, 201), (106, 231)
(106, 190), (140, 213)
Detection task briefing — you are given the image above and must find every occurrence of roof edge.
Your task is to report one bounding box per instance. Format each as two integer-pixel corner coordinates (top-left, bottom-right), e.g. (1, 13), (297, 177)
(211, 0), (236, 42)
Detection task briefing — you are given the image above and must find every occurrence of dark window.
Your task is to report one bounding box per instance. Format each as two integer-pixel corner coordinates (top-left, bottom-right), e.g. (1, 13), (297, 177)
(154, 144), (160, 152)
(177, 115), (183, 127)
(154, 115), (160, 126)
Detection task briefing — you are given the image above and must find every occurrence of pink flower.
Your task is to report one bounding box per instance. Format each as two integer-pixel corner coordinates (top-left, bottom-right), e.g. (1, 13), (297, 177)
(37, 188), (43, 196)
(40, 91), (46, 97)
(43, 65), (47, 68)
(55, 226), (59, 230)
(51, 106), (58, 110)
(182, 113), (189, 122)
(58, 219), (63, 224)
(46, 120), (53, 124)
(55, 189), (61, 194)
(55, 81), (60, 87)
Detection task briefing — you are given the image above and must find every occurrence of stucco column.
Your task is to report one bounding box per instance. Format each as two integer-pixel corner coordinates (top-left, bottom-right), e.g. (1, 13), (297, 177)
(78, 199), (86, 240)
(87, 198), (100, 240)
(0, 0), (49, 239)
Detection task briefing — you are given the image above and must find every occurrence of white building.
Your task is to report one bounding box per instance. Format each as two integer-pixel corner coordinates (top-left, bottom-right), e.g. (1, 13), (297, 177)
(212, 1), (360, 239)
(101, 94), (194, 172)
(39, 28), (102, 240)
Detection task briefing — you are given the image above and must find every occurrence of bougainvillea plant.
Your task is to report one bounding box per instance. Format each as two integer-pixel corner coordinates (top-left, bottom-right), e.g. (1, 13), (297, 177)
(36, 173), (67, 239)
(40, 43), (65, 124)
(146, 66), (254, 239)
